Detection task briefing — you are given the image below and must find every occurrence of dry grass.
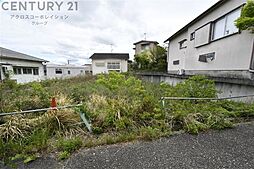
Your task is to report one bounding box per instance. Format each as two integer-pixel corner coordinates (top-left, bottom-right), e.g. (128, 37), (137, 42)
(0, 115), (32, 140)
(45, 109), (86, 136)
(0, 94), (86, 141)
(55, 93), (73, 106)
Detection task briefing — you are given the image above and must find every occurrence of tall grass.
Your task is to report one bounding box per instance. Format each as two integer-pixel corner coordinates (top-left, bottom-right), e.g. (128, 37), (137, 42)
(0, 73), (254, 163)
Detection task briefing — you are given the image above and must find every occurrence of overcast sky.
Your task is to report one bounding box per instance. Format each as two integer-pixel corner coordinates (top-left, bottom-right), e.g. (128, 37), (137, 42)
(0, 0), (219, 65)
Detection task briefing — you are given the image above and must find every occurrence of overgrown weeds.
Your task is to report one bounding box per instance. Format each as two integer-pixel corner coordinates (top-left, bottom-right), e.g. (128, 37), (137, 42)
(0, 73), (254, 164)
(56, 137), (82, 160)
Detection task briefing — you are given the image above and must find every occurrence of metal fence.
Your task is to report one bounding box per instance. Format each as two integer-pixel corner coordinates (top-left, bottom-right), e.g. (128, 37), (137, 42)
(0, 103), (92, 132)
(161, 94), (254, 107)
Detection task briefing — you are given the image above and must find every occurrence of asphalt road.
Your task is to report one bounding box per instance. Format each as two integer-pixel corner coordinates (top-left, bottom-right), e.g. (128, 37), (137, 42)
(1, 122), (254, 169)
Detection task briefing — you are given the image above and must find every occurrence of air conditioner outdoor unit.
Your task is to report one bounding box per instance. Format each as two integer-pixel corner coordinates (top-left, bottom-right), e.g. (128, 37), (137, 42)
(177, 69), (185, 75)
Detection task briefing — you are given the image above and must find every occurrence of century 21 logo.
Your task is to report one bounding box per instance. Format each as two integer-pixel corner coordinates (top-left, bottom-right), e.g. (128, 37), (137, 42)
(1, 1), (79, 11)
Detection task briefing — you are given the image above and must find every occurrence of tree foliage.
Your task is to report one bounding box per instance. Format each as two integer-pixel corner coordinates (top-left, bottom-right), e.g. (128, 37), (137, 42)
(235, 0), (254, 33)
(133, 45), (167, 71)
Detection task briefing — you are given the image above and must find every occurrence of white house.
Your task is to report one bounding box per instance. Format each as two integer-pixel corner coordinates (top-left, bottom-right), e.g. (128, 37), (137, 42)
(164, 0), (254, 79)
(90, 53), (129, 75)
(0, 47), (47, 83)
(46, 64), (92, 79)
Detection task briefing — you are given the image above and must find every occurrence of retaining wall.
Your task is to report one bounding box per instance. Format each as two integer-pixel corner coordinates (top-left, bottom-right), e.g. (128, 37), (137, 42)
(136, 72), (254, 103)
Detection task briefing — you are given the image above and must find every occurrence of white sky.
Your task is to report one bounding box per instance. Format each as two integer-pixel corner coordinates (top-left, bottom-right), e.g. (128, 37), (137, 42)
(0, 0), (219, 65)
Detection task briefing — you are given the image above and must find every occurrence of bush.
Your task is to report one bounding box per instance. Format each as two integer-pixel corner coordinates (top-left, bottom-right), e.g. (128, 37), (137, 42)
(171, 75), (217, 98)
(84, 72), (168, 133)
(1, 73), (254, 163)
(162, 76), (235, 134)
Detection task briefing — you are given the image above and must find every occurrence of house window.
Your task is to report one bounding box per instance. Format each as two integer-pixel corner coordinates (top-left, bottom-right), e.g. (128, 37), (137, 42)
(2, 67), (7, 75)
(190, 32), (195, 41)
(173, 60), (180, 65)
(107, 62), (120, 70)
(95, 62), (105, 67)
(13, 67), (22, 75)
(68, 70), (71, 75)
(212, 8), (241, 40)
(80, 70), (83, 73)
(23, 68), (32, 74)
(179, 39), (187, 49)
(141, 44), (150, 51)
(33, 68), (39, 75)
(198, 52), (216, 62)
(55, 68), (62, 74)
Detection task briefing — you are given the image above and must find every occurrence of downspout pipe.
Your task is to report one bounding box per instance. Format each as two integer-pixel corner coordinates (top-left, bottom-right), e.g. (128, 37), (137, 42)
(249, 38), (254, 72)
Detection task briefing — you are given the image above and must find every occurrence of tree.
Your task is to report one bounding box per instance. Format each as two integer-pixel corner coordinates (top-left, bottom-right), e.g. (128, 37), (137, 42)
(235, 0), (254, 33)
(149, 46), (167, 71)
(134, 51), (152, 70)
(133, 45), (167, 71)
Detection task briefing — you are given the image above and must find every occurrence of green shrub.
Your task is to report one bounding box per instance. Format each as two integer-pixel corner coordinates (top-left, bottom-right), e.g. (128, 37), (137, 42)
(1, 72), (254, 163)
(22, 128), (51, 153)
(170, 75), (217, 98)
(84, 72), (167, 133)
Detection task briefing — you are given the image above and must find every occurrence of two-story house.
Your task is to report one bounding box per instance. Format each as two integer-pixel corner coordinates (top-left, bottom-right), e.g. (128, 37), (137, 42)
(164, 0), (254, 79)
(133, 40), (159, 55)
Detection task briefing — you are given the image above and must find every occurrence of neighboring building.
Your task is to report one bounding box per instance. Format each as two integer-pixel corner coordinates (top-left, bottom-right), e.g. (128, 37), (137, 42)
(46, 64), (91, 79)
(83, 63), (92, 74)
(164, 0), (254, 79)
(133, 40), (159, 55)
(90, 53), (129, 75)
(0, 47), (48, 83)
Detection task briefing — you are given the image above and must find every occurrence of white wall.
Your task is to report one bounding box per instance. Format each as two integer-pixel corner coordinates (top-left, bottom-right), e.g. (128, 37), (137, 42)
(167, 0), (254, 74)
(46, 65), (88, 79)
(92, 59), (128, 75)
(0, 58), (45, 83)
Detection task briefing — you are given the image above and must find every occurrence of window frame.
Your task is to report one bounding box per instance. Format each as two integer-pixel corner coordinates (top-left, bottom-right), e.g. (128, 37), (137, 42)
(55, 68), (63, 74)
(190, 32), (195, 41)
(211, 5), (243, 42)
(33, 68), (39, 75)
(23, 67), (33, 74)
(13, 67), (22, 75)
(107, 62), (121, 70)
(95, 62), (105, 67)
(141, 44), (150, 51)
(179, 39), (187, 49)
(173, 60), (180, 65)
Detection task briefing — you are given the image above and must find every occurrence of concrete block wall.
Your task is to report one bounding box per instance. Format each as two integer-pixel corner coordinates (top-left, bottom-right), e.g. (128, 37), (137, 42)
(137, 73), (254, 103)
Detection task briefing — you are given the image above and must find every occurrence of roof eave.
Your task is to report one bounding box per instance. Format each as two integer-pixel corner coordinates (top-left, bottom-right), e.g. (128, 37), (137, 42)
(0, 56), (48, 63)
(133, 40), (159, 45)
(164, 0), (228, 43)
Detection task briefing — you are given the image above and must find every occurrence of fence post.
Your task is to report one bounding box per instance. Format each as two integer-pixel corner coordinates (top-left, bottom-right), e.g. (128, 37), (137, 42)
(50, 97), (57, 110)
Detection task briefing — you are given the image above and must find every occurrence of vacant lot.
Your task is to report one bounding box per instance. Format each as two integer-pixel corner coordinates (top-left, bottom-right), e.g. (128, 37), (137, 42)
(0, 72), (254, 165)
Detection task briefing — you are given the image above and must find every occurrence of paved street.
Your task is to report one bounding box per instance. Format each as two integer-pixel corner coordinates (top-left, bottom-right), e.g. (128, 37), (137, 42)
(1, 122), (254, 169)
